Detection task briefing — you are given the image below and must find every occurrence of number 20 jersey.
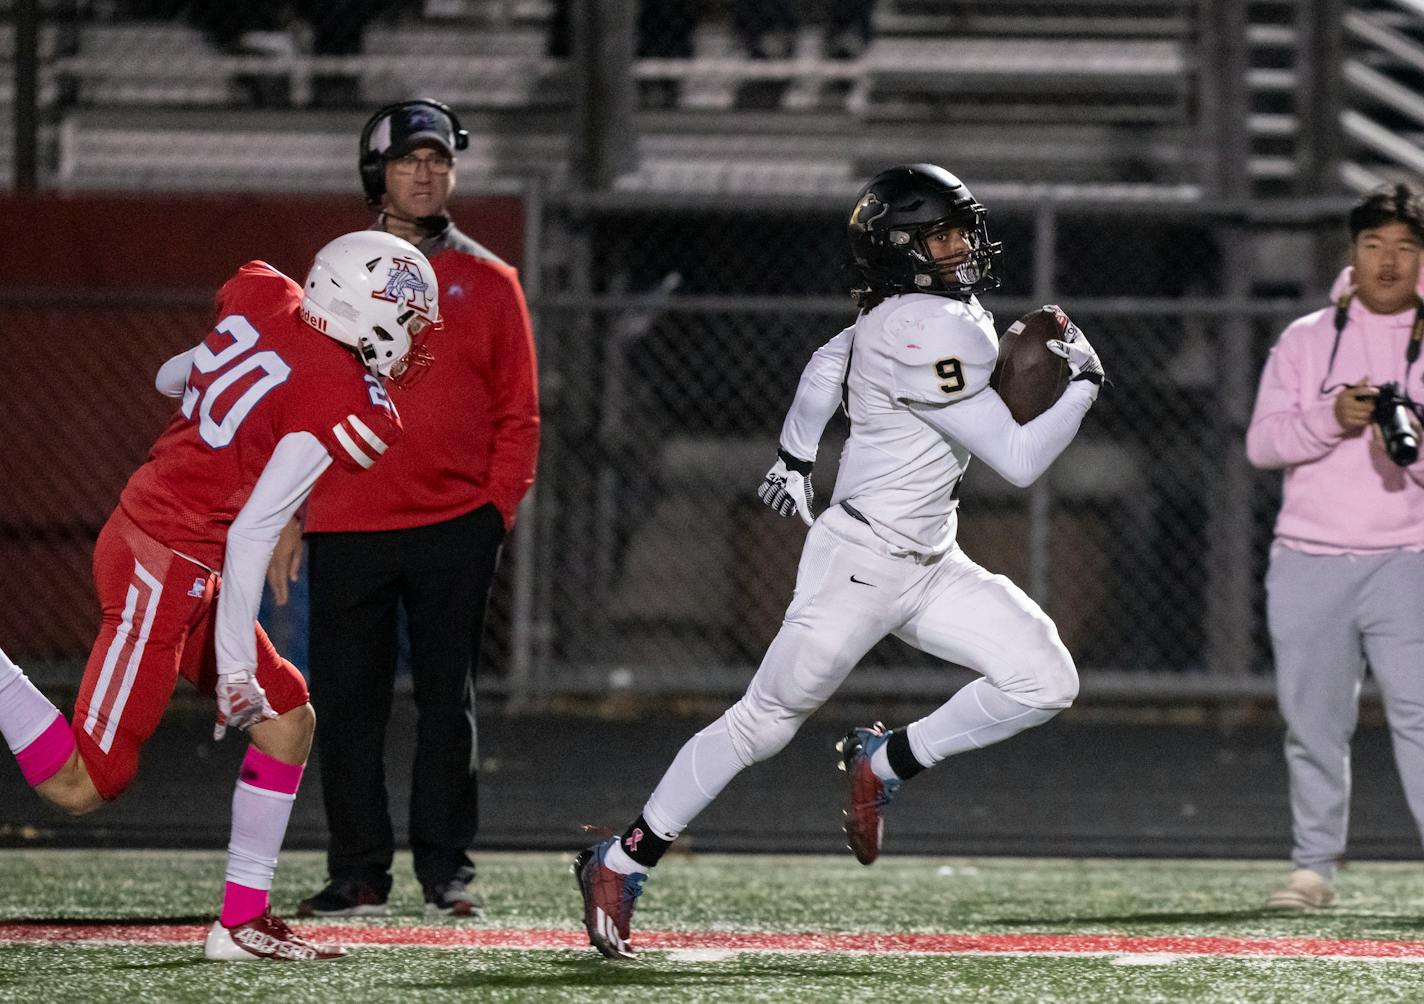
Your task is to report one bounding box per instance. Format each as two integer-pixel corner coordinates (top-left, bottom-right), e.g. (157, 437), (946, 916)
(119, 262), (403, 571)
(831, 292), (998, 556)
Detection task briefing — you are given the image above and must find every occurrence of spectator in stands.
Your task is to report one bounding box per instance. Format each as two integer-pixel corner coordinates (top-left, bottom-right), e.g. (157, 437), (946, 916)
(637, 0), (700, 108)
(175, 1), (397, 107)
(269, 99), (540, 919)
(824, 0), (877, 59)
(549, 0), (696, 108)
(733, 0), (877, 60)
(178, 0), (287, 53)
(734, 0), (799, 60)
(1246, 183), (1424, 910)
(294, 1), (401, 108)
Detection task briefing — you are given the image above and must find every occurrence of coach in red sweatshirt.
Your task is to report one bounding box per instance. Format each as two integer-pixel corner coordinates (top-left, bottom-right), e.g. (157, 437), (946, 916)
(269, 99), (539, 919)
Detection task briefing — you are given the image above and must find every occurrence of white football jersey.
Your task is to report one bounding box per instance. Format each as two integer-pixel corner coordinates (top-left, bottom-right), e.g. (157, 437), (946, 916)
(829, 294), (997, 553)
(778, 293), (1094, 557)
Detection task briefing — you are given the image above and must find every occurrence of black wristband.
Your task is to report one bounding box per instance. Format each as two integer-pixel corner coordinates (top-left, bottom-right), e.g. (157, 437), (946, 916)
(776, 448), (814, 476)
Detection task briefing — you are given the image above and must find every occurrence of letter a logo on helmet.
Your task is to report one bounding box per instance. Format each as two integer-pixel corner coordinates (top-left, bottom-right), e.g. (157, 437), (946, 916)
(301, 231), (441, 387)
(372, 257), (435, 318)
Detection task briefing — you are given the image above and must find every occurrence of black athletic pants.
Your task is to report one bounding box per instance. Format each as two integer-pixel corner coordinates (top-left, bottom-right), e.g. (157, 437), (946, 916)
(305, 503), (505, 892)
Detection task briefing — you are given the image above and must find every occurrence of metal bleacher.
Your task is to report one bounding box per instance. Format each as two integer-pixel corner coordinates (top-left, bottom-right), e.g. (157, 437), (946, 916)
(621, 0), (1200, 198)
(1339, 0), (1424, 192)
(41, 0), (1207, 198)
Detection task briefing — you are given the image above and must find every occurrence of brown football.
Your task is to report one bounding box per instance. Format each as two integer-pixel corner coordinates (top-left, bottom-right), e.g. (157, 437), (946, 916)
(990, 306), (1072, 423)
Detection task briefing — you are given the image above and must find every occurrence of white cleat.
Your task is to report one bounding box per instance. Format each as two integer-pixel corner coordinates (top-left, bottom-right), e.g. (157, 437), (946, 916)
(204, 910), (349, 962)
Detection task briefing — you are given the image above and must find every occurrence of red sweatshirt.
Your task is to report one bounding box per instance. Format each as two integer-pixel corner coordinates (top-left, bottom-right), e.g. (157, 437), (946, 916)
(304, 224), (540, 532)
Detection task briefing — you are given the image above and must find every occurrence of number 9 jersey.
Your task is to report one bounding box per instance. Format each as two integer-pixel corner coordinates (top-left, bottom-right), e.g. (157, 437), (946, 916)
(119, 261), (403, 571)
(831, 292), (997, 555)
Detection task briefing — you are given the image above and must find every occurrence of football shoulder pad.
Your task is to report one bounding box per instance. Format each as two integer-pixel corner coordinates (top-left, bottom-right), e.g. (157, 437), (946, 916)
(883, 297), (997, 407)
(214, 261), (296, 316)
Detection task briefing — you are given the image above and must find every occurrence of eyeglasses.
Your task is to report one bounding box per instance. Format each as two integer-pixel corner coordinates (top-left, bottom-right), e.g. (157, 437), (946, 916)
(389, 153), (455, 176)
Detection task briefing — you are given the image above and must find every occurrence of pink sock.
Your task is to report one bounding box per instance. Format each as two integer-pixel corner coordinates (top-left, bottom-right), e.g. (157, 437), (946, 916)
(15, 713), (76, 788)
(238, 746), (304, 795)
(0, 653), (75, 787)
(221, 882), (270, 928)
(221, 747), (304, 927)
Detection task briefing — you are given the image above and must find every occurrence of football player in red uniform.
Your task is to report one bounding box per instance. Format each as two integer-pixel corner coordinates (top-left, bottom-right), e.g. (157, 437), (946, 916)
(0, 230), (439, 961)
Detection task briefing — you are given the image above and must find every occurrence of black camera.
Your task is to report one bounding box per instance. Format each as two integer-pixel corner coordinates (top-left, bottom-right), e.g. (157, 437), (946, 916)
(1372, 382), (1421, 466)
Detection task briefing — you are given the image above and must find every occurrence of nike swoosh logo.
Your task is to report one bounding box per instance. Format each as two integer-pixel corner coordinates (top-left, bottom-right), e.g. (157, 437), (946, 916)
(849, 575), (876, 587)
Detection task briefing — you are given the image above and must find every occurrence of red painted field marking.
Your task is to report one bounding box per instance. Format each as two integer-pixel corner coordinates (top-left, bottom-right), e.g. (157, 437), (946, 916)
(2, 924), (1422, 961)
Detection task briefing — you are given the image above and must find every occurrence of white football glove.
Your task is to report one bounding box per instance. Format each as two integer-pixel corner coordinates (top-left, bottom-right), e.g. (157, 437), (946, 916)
(1044, 308), (1106, 394)
(757, 450), (815, 527)
(213, 670), (277, 741)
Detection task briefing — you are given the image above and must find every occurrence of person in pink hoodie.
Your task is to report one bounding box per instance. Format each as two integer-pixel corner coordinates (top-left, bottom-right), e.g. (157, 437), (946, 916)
(1246, 183), (1424, 910)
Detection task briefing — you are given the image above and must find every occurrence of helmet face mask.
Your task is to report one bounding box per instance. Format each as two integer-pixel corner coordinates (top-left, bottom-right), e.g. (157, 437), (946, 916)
(300, 231), (441, 384)
(899, 214), (996, 291)
(848, 164), (1004, 307)
(386, 319), (436, 389)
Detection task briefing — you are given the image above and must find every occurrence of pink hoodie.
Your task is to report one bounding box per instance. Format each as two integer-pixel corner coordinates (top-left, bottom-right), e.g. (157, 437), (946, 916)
(1245, 267), (1424, 553)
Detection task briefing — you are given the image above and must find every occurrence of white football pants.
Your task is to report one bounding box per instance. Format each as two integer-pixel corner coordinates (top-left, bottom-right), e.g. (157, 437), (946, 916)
(642, 504), (1078, 841)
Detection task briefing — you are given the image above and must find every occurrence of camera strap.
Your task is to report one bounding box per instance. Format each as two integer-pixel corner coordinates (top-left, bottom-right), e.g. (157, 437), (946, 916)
(1320, 291), (1356, 395)
(1321, 292), (1424, 395)
(1408, 301), (1424, 369)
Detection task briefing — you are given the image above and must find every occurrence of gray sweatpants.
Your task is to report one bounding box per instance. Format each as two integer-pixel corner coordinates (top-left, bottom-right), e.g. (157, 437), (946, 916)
(1266, 546), (1424, 878)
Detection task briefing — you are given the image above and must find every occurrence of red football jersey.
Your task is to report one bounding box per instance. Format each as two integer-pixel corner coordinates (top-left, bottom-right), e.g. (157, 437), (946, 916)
(119, 261), (402, 569)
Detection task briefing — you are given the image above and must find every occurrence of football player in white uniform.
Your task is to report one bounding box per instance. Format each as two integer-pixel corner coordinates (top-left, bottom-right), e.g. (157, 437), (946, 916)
(574, 164), (1106, 959)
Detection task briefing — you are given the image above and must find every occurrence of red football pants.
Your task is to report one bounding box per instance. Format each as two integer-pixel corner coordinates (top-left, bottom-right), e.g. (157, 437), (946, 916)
(72, 507), (308, 800)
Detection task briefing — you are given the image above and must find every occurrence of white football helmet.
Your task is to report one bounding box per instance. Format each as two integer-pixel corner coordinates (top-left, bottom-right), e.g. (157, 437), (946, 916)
(300, 231), (440, 386)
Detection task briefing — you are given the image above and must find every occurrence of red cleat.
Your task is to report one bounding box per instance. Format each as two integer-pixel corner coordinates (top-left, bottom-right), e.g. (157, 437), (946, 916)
(837, 722), (902, 865)
(204, 909), (349, 962)
(573, 837), (646, 960)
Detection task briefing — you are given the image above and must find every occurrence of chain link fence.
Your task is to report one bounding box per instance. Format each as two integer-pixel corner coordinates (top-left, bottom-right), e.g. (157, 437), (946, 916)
(1, 1), (1383, 707)
(3, 194), (1347, 706)
(520, 193), (1348, 704)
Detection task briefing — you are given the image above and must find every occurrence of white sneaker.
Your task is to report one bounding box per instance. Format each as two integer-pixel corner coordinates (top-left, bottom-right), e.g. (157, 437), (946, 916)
(204, 909), (349, 961)
(1264, 868), (1334, 910)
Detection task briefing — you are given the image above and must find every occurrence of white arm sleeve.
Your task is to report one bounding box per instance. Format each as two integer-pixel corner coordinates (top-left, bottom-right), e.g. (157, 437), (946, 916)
(155, 348), (197, 398)
(215, 432), (332, 676)
(779, 326), (853, 462)
(909, 381), (1096, 488)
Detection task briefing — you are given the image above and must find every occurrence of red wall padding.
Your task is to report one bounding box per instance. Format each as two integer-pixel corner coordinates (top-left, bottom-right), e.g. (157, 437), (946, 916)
(0, 193), (524, 661)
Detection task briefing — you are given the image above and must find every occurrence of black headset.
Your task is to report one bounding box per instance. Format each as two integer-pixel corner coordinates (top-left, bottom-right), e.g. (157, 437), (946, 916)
(359, 98), (470, 206)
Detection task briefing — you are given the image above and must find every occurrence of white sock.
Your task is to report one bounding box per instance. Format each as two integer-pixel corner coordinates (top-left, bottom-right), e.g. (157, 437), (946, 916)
(907, 678), (1059, 767)
(0, 647), (63, 755)
(602, 839), (647, 876)
(227, 787), (295, 888)
(226, 784), (295, 894)
(869, 743), (900, 782)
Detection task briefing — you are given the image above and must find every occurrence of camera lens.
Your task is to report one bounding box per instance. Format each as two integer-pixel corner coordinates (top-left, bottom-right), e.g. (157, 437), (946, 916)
(1374, 384), (1420, 466)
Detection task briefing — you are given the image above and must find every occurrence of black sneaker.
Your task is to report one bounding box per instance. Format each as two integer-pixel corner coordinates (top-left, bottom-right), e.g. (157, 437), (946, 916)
(423, 874), (483, 918)
(296, 877), (390, 918)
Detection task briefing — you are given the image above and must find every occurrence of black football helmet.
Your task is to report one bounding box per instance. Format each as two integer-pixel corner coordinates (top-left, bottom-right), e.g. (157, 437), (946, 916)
(847, 164), (1003, 306)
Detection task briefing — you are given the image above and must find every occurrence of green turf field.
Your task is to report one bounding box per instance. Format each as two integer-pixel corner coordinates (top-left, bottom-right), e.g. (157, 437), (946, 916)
(2, 850), (1423, 1002)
